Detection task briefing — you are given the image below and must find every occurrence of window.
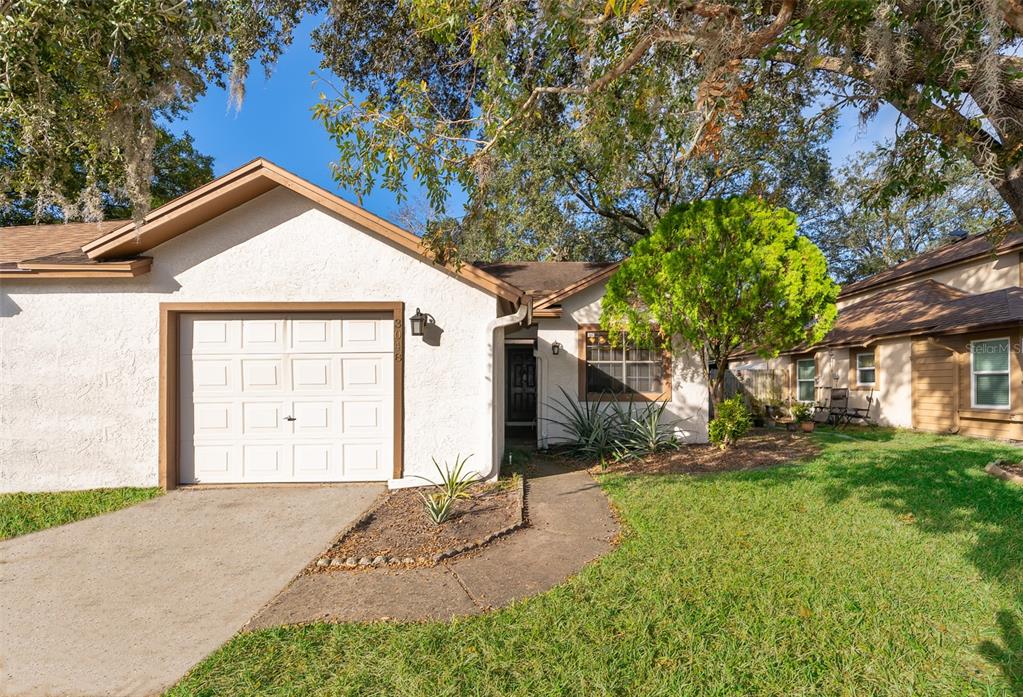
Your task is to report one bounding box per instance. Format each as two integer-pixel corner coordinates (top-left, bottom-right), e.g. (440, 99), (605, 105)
(582, 329), (666, 399)
(796, 359), (816, 402)
(856, 352), (876, 386)
(972, 338), (1011, 409)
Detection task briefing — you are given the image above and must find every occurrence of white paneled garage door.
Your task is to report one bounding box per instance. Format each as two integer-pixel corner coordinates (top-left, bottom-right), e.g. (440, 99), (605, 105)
(179, 313), (394, 484)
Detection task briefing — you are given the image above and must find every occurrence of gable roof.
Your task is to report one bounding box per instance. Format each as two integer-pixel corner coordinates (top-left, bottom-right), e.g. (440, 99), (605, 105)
(82, 158), (524, 301)
(840, 227), (1023, 298)
(778, 279), (1023, 351)
(475, 261), (617, 296)
(2, 159), (524, 300)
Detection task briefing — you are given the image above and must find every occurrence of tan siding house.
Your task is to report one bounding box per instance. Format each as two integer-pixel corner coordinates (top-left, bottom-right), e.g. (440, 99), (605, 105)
(738, 229), (1023, 440)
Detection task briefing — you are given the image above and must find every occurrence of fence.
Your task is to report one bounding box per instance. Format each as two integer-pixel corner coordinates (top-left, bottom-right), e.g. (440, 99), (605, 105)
(723, 368), (787, 407)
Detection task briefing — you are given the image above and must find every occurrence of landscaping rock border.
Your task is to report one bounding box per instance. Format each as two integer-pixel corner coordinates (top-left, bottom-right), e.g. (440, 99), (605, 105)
(985, 460), (1023, 484)
(311, 474), (527, 570)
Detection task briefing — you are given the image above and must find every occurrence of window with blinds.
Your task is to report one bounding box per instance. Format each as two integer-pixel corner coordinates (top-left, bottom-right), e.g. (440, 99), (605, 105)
(583, 330), (666, 398)
(971, 338), (1011, 408)
(856, 352), (876, 386)
(796, 359), (816, 402)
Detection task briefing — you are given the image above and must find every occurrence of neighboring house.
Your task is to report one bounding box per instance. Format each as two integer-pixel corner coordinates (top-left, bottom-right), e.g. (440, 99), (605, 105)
(735, 229), (1023, 439)
(0, 159), (708, 494)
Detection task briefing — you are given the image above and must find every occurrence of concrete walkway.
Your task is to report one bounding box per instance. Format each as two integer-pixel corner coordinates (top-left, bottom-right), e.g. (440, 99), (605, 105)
(0, 484), (381, 697)
(247, 461), (619, 627)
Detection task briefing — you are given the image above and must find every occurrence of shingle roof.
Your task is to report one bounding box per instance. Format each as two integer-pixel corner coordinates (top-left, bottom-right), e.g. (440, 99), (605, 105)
(822, 280), (1023, 345)
(474, 261), (617, 295)
(0, 221), (127, 265)
(840, 228), (1023, 297)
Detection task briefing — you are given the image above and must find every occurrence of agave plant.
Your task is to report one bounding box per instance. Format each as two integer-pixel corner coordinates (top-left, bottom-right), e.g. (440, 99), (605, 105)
(415, 453), (478, 500)
(418, 490), (455, 524)
(546, 387), (618, 459)
(612, 400), (681, 461)
(547, 387), (680, 464)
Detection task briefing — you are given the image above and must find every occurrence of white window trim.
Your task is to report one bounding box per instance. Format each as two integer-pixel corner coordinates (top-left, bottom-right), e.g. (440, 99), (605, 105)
(856, 351), (876, 387)
(971, 337), (1011, 410)
(796, 358), (816, 403)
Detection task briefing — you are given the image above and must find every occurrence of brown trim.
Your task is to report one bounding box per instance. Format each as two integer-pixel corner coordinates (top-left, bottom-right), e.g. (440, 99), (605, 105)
(158, 301), (405, 490)
(849, 347), (879, 391)
(18, 257), (151, 272)
(0, 258), (152, 279)
(576, 323), (672, 402)
(534, 263), (621, 311)
(533, 307), (562, 319)
(85, 159), (524, 303)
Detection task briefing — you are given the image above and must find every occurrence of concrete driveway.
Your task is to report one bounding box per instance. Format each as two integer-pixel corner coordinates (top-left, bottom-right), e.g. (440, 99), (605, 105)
(0, 484), (381, 697)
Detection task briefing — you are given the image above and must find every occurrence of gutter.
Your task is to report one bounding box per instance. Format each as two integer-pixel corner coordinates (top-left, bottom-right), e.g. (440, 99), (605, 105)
(385, 296), (531, 490)
(483, 298), (531, 481)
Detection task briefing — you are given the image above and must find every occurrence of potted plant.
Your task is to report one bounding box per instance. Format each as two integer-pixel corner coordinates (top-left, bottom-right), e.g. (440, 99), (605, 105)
(790, 402), (815, 432)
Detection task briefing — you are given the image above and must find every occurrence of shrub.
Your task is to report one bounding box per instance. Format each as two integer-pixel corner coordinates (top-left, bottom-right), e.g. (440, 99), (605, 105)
(547, 388), (680, 464)
(708, 396), (751, 449)
(415, 453), (478, 525)
(418, 490), (455, 524)
(547, 387), (618, 460)
(790, 401), (813, 423)
(610, 399), (681, 462)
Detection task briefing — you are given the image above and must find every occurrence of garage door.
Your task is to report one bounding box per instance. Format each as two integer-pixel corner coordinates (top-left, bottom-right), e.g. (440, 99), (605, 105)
(178, 313), (394, 484)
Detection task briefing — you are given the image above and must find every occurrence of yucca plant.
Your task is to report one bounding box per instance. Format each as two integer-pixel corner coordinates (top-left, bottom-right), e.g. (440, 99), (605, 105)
(546, 387), (618, 459)
(612, 400), (681, 461)
(415, 454), (478, 500)
(418, 490), (455, 524)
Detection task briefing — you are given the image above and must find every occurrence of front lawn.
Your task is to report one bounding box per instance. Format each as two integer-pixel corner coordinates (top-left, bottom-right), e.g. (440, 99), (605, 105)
(0, 487), (162, 540)
(172, 430), (1023, 695)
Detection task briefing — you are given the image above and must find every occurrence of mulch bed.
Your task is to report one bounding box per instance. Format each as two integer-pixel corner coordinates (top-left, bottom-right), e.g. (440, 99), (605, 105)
(994, 460), (1023, 478)
(591, 429), (820, 476)
(311, 480), (522, 570)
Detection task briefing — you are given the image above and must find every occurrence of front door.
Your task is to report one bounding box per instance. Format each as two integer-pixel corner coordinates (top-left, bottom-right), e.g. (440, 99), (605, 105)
(506, 346), (537, 424)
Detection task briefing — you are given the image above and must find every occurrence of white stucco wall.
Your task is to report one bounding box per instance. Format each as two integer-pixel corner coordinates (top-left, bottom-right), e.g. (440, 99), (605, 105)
(0, 187), (504, 492)
(532, 282), (709, 447)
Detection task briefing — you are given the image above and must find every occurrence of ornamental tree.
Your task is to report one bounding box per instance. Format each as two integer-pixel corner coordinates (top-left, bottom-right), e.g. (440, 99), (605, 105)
(600, 197), (839, 405)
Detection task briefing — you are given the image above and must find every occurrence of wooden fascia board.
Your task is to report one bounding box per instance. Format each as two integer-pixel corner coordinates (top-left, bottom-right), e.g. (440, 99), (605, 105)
(84, 170), (275, 259)
(82, 159), (269, 255)
(258, 166), (525, 303)
(3, 258), (152, 278)
(82, 159), (523, 303)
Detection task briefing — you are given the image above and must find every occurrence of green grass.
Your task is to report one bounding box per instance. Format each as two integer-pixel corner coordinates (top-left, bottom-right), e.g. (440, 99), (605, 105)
(172, 430), (1023, 696)
(0, 487), (162, 540)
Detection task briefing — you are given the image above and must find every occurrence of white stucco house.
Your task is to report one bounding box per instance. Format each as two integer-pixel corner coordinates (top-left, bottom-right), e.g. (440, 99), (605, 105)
(0, 159), (708, 494)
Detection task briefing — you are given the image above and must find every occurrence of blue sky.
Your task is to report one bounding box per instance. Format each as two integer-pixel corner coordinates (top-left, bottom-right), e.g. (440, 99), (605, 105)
(168, 14), (900, 227)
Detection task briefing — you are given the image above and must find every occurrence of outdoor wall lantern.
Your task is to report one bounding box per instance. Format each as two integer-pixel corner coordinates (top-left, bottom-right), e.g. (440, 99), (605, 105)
(552, 341), (563, 355)
(409, 308), (434, 337)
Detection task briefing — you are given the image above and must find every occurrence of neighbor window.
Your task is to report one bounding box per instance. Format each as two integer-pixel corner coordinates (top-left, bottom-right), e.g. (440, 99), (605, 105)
(972, 338), (1011, 409)
(856, 352), (876, 386)
(582, 329), (666, 399)
(796, 359), (816, 402)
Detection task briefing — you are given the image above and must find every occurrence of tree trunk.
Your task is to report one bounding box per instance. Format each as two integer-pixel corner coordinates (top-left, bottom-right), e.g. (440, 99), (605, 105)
(995, 168), (1023, 226)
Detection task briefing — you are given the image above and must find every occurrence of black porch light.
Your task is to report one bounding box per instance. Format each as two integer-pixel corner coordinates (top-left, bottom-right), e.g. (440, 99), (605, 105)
(409, 308), (434, 337)
(551, 341), (563, 355)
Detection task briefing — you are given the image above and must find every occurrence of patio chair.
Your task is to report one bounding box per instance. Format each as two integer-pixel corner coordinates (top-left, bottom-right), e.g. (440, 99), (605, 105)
(827, 388), (852, 427)
(845, 390), (875, 426)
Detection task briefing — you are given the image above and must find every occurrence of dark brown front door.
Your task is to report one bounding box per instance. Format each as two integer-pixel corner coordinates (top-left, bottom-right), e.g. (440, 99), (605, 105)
(506, 346), (537, 424)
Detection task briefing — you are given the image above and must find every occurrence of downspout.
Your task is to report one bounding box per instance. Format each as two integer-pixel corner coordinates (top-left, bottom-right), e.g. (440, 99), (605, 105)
(485, 296), (531, 480)
(534, 343), (549, 451)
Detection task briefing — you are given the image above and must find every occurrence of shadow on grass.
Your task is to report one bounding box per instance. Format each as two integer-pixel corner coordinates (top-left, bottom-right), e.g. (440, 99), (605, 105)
(980, 610), (1023, 696)
(816, 435), (1023, 590)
